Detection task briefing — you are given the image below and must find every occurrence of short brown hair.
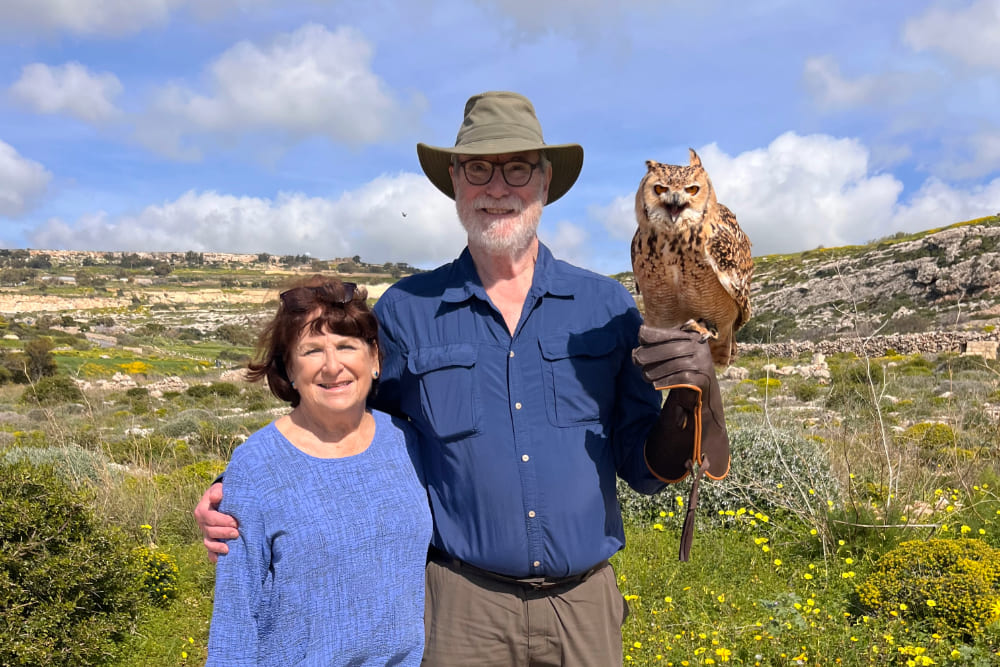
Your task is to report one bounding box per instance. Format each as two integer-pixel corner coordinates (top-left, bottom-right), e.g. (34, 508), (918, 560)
(246, 275), (380, 407)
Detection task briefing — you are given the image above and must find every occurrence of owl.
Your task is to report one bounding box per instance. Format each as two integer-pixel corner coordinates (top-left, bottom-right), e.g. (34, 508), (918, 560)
(631, 149), (753, 366)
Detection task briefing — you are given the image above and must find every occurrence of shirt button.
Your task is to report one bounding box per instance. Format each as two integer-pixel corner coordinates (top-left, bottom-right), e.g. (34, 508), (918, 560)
(528, 510), (536, 518)
(521, 454), (530, 462)
(515, 402), (522, 410)
(533, 561), (541, 568)
(509, 350), (515, 358)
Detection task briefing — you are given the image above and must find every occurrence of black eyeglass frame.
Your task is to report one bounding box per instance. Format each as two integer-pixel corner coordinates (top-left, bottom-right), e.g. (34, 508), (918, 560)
(458, 158), (541, 187)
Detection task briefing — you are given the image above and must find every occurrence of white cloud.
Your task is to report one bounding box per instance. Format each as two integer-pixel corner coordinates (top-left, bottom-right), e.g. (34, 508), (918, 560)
(539, 219), (590, 267)
(27, 173), (467, 266)
(469, 0), (663, 43)
(138, 23), (423, 158)
(10, 62), (122, 123)
(802, 55), (927, 111)
(904, 0), (1000, 69)
(0, 140), (51, 217)
(802, 56), (883, 109)
(697, 133), (905, 253)
(591, 195), (634, 241)
(593, 131), (1000, 259)
(0, 0), (271, 38)
(891, 176), (1000, 233)
(592, 133), (905, 256)
(939, 129), (1000, 180)
(0, 0), (174, 37)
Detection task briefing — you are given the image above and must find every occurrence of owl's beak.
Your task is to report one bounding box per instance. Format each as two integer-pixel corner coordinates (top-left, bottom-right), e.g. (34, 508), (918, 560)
(659, 192), (688, 223)
(665, 203), (686, 222)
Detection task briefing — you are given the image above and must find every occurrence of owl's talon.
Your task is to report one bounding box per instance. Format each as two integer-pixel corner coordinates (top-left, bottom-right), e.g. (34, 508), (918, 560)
(680, 318), (718, 343)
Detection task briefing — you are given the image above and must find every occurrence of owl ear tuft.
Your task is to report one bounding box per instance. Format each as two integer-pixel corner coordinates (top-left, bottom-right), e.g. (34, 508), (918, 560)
(688, 149), (702, 168)
(645, 159), (660, 171)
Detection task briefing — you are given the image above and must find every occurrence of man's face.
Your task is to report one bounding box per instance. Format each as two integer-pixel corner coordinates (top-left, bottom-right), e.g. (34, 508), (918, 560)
(450, 150), (551, 255)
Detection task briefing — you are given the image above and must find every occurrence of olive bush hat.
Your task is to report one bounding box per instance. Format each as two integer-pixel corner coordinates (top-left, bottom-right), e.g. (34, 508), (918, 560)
(417, 91), (584, 204)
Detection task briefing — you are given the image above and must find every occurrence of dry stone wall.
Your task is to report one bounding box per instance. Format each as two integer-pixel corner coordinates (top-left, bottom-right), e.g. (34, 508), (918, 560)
(742, 331), (999, 359)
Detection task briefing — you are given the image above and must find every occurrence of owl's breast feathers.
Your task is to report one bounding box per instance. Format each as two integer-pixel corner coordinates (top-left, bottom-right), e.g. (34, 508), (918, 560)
(632, 220), (725, 327)
(631, 209), (753, 366)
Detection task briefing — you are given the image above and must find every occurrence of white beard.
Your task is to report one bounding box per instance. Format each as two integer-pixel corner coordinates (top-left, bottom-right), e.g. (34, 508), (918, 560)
(456, 187), (544, 257)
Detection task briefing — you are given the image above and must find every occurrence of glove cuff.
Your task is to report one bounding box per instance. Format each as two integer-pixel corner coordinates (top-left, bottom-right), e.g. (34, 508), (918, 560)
(644, 384), (702, 483)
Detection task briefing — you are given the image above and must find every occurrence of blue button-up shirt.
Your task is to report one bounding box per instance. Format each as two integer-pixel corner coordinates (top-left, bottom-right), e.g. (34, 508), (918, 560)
(372, 244), (665, 578)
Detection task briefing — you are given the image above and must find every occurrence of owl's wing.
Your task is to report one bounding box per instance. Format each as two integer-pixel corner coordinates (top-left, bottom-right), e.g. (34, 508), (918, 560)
(629, 228), (642, 295)
(706, 204), (753, 330)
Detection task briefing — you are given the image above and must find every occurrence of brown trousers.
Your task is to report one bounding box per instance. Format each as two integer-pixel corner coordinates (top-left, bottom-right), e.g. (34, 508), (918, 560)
(421, 559), (628, 667)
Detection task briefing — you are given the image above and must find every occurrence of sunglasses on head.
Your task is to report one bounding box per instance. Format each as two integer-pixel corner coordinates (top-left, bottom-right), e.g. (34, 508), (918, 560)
(279, 281), (357, 307)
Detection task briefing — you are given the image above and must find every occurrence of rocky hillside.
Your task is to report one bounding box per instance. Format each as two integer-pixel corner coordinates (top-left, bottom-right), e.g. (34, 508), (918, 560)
(738, 214), (1000, 344)
(4, 215), (1000, 354)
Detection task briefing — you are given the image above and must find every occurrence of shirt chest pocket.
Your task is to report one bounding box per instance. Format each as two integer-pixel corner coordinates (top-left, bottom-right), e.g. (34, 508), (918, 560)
(406, 344), (480, 442)
(538, 330), (620, 427)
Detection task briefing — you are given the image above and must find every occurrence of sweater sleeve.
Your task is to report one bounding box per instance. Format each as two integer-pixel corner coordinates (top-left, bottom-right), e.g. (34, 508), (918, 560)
(206, 450), (270, 665)
(371, 295), (407, 418)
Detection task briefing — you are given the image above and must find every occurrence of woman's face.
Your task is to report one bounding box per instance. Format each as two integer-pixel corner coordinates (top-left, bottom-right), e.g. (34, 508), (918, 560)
(287, 322), (379, 418)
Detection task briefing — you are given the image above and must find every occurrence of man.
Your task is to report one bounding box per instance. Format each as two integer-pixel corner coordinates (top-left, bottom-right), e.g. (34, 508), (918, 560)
(196, 91), (724, 666)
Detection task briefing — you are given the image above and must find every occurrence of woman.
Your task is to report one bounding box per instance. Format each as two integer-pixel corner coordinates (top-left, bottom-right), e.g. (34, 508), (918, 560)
(206, 276), (431, 666)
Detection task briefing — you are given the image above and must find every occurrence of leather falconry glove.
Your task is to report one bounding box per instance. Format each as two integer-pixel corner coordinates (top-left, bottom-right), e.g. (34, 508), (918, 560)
(632, 325), (730, 562)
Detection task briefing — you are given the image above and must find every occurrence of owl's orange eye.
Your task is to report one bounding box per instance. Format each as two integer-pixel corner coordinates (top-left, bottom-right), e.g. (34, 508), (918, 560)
(685, 185), (700, 195)
(653, 184), (667, 195)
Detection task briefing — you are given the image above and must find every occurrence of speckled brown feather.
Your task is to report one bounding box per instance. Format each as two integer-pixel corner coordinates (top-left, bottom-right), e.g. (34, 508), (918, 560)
(631, 149), (753, 366)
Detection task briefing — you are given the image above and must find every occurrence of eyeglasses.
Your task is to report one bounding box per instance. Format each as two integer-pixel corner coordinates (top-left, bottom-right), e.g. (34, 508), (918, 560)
(459, 158), (540, 187)
(279, 281), (357, 308)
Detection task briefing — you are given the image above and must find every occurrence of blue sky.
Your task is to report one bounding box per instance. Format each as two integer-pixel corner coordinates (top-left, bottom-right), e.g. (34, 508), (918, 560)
(1, 0), (998, 273)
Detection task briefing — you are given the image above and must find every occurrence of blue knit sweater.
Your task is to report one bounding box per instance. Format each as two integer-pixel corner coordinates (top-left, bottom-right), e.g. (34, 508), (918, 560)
(206, 410), (432, 666)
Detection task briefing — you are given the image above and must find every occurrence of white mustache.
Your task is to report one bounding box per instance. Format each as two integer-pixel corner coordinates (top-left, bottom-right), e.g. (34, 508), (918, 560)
(472, 196), (523, 212)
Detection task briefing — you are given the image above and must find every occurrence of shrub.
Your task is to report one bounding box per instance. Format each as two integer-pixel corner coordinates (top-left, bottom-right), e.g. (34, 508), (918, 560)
(618, 423), (840, 526)
(855, 538), (1000, 636)
(151, 460), (227, 543)
(195, 419), (246, 459)
(215, 323), (256, 347)
(185, 381), (240, 399)
(936, 354), (994, 374)
(825, 359), (885, 414)
(751, 377), (781, 396)
(787, 377), (821, 402)
(19, 375), (84, 405)
(208, 381), (240, 398)
(23, 337), (57, 381)
(0, 460), (144, 666)
(894, 354), (933, 372)
(2, 445), (117, 486)
(160, 409), (216, 438)
(135, 545), (180, 606)
(898, 422), (958, 462)
(0, 348), (29, 383)
(217, 347), (251, 363)
(104, 434), (194, 470)
(125, 386), (149, 400)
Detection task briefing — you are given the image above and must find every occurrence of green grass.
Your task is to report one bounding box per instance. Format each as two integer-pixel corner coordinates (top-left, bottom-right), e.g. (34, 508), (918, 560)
(110, 542), (215, 666)
(53, 346), (245, 377)
(616, 485), (1000, 665)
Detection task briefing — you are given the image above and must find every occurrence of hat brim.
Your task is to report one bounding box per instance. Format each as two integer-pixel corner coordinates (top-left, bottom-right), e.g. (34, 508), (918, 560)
(417, 141), (583, 205)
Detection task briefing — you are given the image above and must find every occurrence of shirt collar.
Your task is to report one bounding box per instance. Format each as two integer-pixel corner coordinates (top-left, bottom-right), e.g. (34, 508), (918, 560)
(440, 243), (575, 304)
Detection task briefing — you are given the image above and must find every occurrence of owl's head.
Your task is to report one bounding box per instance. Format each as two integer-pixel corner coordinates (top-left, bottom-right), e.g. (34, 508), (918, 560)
(635, 149), (716, 229)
